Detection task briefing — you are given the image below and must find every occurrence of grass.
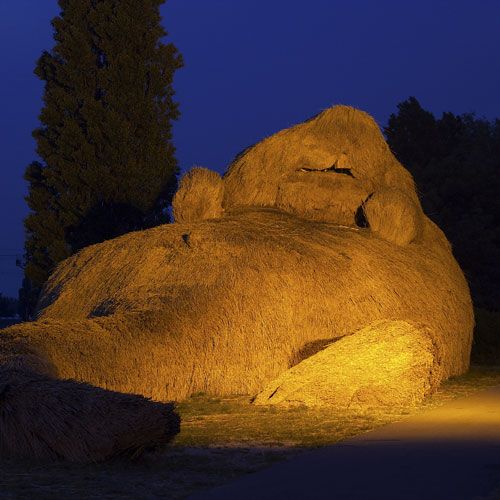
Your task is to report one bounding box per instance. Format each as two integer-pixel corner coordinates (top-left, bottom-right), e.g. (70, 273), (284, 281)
(1, 365), (500, 499)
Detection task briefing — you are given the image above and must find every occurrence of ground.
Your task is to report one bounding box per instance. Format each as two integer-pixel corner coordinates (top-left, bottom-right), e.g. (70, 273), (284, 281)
(1, 366), (499, 499)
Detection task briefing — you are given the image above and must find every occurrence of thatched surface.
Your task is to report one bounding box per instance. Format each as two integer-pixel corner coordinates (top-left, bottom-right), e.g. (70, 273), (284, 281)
(173, 167), (224, 223)
(0, 367), (179, 463)
(2, 205), (472, 403)
(222, 106), (421, 230)
(0, 105), (473, 419)
(0, 337), (56, 378)
(362, 189), (423, 246)
(254, 321), (441, 407)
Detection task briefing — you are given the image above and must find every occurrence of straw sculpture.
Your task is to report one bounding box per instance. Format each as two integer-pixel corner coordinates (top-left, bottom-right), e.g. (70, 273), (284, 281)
(0, 366), (179, 462)
(0, 106), (473, 458)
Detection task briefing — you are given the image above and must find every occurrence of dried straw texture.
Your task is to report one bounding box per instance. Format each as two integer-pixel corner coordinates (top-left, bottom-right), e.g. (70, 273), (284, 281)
(254, 321), (441, 407)
(221, 106), (420, 230)
(0, 105), (473, 418)
(2, 206), (472, 403)
(172, 167), (224, 223)
(362, 189), (423, 246)
(0, 367), (179, 463)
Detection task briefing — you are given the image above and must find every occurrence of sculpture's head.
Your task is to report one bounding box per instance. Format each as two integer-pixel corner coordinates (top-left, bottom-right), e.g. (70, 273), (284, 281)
(173, 105), (426, 246)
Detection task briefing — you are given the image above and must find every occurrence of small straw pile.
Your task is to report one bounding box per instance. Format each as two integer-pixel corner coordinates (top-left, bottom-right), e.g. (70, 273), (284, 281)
(0, 366), (179, 462)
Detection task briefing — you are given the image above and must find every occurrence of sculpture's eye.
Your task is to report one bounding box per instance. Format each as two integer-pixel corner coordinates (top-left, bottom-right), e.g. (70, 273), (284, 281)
(330, 166), (355, 177)
(355, 204), (369, 228)
(355, 193), (373, 228)
(298, 164), (355, 177)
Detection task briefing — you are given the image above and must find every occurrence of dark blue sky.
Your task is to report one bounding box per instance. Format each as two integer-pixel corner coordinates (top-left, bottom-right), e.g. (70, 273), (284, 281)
(1, 0), (500, 296)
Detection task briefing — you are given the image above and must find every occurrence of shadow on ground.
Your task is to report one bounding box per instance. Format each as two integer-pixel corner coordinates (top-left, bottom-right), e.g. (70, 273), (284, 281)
(0, 446), (301, 499)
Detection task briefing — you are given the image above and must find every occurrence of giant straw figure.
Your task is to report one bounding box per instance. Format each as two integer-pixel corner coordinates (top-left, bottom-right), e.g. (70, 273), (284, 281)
(0, 106), (473, 461)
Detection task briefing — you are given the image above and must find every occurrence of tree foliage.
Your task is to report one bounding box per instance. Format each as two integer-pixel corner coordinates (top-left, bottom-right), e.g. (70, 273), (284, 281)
(0, 294), (18, 318)
(385, 97), (500, 311)
(21, 0), (182, 317)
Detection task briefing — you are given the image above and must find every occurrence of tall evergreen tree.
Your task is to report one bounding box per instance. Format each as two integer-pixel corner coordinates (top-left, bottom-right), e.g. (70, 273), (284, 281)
(21, 0), (182, 317)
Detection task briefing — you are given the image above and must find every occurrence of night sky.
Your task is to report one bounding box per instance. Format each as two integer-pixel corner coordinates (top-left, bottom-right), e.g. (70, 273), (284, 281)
(1, 0), (500, 297)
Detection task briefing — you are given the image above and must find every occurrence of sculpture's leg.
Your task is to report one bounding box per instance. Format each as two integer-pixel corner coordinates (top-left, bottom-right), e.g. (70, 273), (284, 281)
(254, 320), (443, 408)
(0, 341), (180, 462)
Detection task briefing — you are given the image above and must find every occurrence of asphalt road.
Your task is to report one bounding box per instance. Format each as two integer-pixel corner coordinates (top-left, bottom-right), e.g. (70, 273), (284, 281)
(193, 387), (500, 499)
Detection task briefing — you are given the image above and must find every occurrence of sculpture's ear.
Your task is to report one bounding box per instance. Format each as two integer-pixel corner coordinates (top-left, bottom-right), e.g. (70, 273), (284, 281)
(362, 189), (423, 246)
(172, 167), (224, 223)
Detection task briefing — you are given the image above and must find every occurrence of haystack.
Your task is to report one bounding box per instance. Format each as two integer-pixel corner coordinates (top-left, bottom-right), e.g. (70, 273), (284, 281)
(0, 105), (473, 457)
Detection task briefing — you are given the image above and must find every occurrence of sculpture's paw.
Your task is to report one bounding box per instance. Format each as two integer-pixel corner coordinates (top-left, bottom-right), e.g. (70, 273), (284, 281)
(254, 321), (442, 408)
(362, 189), (423, 246)
(0, 367), (180, 463)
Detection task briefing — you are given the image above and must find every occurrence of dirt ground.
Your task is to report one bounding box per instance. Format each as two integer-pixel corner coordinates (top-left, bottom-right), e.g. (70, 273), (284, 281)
(1, 366), (500, 499)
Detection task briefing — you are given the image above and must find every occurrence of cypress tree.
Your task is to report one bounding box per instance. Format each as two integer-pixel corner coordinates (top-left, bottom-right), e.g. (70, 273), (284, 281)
(22, 0), (182, 316)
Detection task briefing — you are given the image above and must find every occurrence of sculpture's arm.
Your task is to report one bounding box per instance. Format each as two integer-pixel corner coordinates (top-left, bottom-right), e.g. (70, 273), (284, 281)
(255, 320), (443, 408)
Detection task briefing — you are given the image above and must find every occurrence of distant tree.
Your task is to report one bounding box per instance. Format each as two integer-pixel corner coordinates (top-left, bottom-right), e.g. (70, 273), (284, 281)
(385, 98), (500, 311)
(17, 276), (37, 321)
(0, 294), (18, 318)
(21, 0), (182, 317)
(385, 96), (439, 173)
